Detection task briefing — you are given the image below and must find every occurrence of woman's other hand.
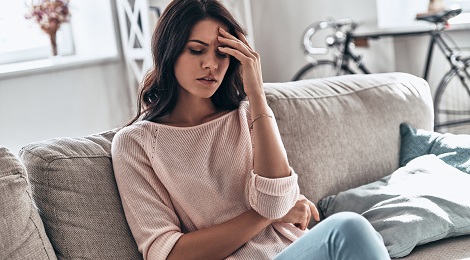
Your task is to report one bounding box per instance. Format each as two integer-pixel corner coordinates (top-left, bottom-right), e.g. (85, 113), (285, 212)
(275, 195), (321, 230)
(217, 28), (264, 98)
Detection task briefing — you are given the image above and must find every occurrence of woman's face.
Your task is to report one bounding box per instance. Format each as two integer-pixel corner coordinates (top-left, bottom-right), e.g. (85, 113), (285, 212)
(174, 19), (230, 100)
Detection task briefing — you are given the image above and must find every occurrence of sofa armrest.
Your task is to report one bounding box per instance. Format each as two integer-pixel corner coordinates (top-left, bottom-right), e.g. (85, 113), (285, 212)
(0, 146), (56, 260)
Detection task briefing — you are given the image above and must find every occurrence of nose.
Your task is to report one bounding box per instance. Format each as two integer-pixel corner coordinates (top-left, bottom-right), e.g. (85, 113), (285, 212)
(202, 52), (218, 71)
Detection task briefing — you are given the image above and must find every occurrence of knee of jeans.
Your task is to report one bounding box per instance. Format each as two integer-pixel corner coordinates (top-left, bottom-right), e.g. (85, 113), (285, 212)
(329, 212), (371, 234)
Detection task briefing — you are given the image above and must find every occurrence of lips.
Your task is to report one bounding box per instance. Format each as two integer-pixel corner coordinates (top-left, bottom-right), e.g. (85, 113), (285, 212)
(197, 76), (217, 84)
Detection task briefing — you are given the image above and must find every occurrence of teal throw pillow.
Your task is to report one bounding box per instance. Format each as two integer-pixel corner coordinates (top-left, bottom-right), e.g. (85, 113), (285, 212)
(399, 123), (470, 174)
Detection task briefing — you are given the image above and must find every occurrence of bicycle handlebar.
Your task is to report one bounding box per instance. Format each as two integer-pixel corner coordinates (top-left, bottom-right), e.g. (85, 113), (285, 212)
(333, 18), (356, 29)
(302, 18), (356, 55)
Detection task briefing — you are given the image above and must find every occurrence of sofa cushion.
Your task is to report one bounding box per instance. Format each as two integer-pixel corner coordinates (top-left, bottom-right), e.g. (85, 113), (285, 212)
(399, 123), (470, 174)
(400, 235), (470, 259)
(318, 154), (470, 258)
(19, 131), (142, 260)
(0, 146), (56, 260)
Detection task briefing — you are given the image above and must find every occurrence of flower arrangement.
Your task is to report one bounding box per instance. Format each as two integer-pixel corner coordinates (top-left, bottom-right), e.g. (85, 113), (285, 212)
(25, 0), (71, 56)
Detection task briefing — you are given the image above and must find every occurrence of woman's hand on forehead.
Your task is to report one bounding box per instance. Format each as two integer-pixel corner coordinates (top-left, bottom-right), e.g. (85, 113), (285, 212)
(217, 28), (264, 98)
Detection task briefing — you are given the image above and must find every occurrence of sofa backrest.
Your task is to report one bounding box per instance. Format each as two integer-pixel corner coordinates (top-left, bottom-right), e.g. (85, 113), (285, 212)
(264, 72), (433, 206)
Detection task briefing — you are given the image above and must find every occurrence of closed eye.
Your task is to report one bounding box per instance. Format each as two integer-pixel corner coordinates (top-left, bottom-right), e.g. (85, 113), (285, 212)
(190, 49), (203, 55)
(217, 52), (228, 58)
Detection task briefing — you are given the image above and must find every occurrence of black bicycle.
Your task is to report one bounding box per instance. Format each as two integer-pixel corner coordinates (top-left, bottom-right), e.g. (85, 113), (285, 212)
(293, 7), (470, 134)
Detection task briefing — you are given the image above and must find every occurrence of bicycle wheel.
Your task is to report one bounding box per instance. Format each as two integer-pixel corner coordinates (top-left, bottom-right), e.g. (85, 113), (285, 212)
(292, 60), (353, 81)
(433, 58), (470, 134)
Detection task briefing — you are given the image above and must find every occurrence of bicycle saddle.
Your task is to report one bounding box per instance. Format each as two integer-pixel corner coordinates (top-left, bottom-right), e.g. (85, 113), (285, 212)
(416, 7), (462, 23)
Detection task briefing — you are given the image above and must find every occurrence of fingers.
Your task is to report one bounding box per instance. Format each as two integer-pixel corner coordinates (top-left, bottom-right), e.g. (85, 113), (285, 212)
(235, 31), (253, 50)
(309, 201), (321, 222)
(306, 206), (311, 228)
(277, 196), (319, 231)
(300, 213), (309, 230)
(218, 27), (239, 41)
(299, 195), (320, 223)
(299, 196), (320, 230)
(217, 38), (253, 59)
(218, 47), (253, 65)
(296, 198), (310, 230)
(296, 195), (308, 229)
(218, 28), (255, 59)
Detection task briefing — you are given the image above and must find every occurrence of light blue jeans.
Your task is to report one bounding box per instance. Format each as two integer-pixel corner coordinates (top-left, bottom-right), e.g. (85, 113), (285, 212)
(274, 212), (390, 260)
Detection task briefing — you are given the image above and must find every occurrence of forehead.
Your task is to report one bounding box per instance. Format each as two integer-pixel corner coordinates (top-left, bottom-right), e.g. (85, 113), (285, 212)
(188, 19), (229, 41)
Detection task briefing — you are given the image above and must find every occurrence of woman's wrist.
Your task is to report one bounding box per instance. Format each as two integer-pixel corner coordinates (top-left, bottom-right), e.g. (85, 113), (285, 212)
(248, 93), (269, 114)
(249, 209), (277, 225)
(247, 91), (266, 103)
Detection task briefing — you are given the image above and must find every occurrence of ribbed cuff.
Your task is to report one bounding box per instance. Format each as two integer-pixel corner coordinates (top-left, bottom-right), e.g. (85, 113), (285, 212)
(146, 231), (183, 260)
(250, 170), (298, 196)
(249, 168), (300, 219)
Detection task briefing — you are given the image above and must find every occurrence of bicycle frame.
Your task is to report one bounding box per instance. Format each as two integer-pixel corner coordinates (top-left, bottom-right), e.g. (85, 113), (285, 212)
(431, 30), (470, 129)
(338, 26), (467, 83)
(425, 27), (470, 97)
(424, 27), (458, 80)
(341, 32), (371, 74)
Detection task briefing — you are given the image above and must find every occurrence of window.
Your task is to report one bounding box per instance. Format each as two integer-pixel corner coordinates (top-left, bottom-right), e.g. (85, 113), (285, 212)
(446, 0), (470, 25)
(0, 1), (74, 65)
(446, 0), (470, 11)
(376, 0), (470, 29)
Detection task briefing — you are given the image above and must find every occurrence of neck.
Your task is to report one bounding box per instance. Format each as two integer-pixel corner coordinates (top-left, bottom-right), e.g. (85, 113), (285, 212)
(162, 97), (226, 127)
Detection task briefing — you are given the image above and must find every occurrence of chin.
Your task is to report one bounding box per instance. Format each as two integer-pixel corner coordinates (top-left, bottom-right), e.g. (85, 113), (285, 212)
(197, 86), (220, 98)
(189, 89), (217, 99)
(204, 91), (218, 99)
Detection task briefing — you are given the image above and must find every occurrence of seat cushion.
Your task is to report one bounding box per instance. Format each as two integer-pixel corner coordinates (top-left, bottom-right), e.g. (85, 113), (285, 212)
(0, 146), (56, 260)
(19, 131), (142, 260)
(401, 235), (470, 259)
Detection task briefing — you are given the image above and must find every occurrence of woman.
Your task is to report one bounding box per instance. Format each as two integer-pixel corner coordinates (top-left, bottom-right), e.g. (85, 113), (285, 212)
(111, 0), (390, 259)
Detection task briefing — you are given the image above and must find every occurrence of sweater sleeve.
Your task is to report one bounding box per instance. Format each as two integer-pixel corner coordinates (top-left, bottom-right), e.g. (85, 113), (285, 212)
(248, 168), (300, 219)
(112, 127), (183, 260)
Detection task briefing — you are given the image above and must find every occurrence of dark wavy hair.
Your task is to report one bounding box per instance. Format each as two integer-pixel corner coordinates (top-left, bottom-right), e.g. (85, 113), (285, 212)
(128, 0), (246, 125)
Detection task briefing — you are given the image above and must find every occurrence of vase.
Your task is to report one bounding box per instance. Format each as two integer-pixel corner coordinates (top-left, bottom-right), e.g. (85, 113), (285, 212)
(428, 0), (445, 12)
(49, 31), (58, 56)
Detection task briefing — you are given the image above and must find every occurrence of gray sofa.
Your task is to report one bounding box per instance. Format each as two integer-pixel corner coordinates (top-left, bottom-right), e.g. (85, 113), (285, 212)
(1, 72), (469, 259)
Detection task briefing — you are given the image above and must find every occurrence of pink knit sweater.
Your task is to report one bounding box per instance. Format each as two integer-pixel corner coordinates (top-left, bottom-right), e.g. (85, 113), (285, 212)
(112, 102), (304, 260)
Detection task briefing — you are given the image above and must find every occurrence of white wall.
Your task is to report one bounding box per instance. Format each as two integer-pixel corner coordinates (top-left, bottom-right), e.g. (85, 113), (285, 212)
(0, 61), (133, 155)
(250, 0), (396, 82)
(0, 0), (133, 155)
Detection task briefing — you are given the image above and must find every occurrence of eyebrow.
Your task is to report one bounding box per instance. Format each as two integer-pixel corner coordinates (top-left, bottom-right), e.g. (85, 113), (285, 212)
(188, 39), (209, 46)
